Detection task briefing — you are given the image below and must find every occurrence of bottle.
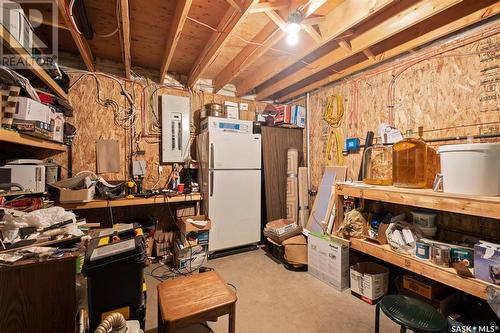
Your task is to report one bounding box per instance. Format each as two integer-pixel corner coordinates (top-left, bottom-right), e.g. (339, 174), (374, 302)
(362, 137), (392, 185)
(392, 129), (427, 188)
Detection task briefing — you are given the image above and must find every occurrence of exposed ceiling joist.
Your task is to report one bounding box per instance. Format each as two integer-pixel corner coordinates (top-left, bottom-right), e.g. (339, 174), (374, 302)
(159, 0), (193, 81)
(277, 3), (500, 102)
(256, 0), (462, 100)
(362, 48), (375, 60)
(250, 1), (289, 13)
(301, 16), (325, 26)
(226, 0), (243, 12)
(56, 0), (95, 71)
(188, 0), (259, 88)
(303, 25), (322, 43)
(119, 0), (131, 79)
(236, 0), (397, 96)
(264, 9), (287, 31)
(213, 0), (319, 93)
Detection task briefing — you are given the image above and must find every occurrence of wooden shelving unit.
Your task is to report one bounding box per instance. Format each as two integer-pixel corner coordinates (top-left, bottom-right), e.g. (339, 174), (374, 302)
(0, 128), (67, 152)
(0, 25), (68, 100)
(334, 182), (500, 300)
(59, 193), (202, 210)
(335, 182), (500, 220)
(350, 238), (496, 300)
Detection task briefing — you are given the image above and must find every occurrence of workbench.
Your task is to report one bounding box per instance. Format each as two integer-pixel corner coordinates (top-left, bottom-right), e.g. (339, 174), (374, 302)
(333, 182), (500, 300)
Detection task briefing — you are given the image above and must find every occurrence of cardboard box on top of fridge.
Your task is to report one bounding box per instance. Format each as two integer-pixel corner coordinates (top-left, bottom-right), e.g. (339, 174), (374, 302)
(308, 231), (349, 291)
(274, 105), (291, 123)
(474, 241), (500, 285)
(14, 97), (51, 123)
(350, 262), (389, 304)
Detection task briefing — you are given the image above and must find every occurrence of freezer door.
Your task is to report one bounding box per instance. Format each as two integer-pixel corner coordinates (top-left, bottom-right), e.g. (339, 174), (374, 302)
(208, 169), (261, 252)
(209, 131), (261, 169)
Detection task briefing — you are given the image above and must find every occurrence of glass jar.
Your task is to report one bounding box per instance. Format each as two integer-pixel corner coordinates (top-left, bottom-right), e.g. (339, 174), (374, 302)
(362, 137), (392, 185)
(392, 130), (427, 188)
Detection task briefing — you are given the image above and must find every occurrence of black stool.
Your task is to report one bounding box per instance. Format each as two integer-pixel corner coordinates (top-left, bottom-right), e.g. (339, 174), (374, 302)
(375, 294), (446, 333)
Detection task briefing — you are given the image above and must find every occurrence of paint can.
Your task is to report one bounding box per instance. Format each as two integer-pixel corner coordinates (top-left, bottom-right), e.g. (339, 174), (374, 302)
(415, 241), (431, 260)
(431, 244), (451, 267)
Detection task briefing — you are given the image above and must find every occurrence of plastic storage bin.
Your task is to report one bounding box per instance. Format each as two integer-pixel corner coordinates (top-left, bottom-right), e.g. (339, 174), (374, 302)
(437, 143), (500, 196)
(83, 236), (146, 332)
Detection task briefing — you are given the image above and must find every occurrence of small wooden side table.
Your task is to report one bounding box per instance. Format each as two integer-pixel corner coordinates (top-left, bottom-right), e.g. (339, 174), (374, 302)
(157, 271), (237, 333)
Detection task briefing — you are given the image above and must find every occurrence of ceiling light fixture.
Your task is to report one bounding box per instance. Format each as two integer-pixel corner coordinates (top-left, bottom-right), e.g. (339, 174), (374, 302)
(285, 11), (303, 46)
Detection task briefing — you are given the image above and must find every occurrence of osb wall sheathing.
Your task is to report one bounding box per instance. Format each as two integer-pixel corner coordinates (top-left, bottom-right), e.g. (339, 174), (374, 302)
(52, 75), (267, 190)
(308, 21), (500, 188)
(308, 21), (500, 242)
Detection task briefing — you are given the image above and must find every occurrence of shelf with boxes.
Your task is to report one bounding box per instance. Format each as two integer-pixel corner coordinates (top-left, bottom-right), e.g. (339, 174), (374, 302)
(0, 25), (68, 100)
(333, 182), (500, 300)
(0, 127), (66, 152)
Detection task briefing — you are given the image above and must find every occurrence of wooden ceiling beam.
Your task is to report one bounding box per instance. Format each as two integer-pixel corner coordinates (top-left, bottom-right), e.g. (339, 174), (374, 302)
(277, 3), (500, 102)
(187, 0), (259, 88)
(303, 25), (322, 43)
(226, 0), (243, 12)
(301, 16), (325, 26)
(236, 0), (397, 96)
(212, 0), (316, 93)
(159, 0), (193, 82)
(119, 0), (131, 79)
(56, 0), (94, 71)
(256, 0), (462, 100)
(264, 9), (288, 31)
(362, 48), (375, 60)
(250, 1), (289, 13)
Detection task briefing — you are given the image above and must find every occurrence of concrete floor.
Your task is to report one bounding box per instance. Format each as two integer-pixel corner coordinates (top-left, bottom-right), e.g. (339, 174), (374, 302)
(144, 248), (400, 333)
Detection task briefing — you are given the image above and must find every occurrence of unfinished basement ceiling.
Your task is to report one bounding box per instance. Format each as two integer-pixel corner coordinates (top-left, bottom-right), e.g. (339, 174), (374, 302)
(24, 0), (500, 101)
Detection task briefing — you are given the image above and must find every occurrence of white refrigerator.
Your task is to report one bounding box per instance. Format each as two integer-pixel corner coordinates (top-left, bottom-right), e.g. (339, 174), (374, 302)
(197, 117), (261, 252)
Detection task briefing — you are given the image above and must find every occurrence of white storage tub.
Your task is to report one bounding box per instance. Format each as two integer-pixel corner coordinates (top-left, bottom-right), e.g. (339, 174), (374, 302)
(437, 143), (500, 196)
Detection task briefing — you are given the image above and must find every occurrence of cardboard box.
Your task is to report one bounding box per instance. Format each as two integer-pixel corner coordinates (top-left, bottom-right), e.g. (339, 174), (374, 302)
(402, 274), (449, 300)
(395, 275), (459, 316)
(350, 262), (389, 304)
(291, 105), (305, 127)
(474, 241), (500, 285)
(176, 215), (211, 234)
(274, 105), (291, 124)
(48, 172), (96, 203)
(176, 215), (211, 246)
(14, 97), (51, 123)
(308, 231), (349, 291)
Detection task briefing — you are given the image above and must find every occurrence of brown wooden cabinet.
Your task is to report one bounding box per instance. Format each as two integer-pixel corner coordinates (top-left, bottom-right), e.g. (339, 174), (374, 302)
(0, 255), (77, 333)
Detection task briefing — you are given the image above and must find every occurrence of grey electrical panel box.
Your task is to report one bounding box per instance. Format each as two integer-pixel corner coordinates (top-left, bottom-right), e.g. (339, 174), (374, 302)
(160, 95), (190, 163)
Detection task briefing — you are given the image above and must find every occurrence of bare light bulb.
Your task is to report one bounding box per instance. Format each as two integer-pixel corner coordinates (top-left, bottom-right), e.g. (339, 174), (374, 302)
(285, 22), (301, 34)
(286, 33), (299, 46)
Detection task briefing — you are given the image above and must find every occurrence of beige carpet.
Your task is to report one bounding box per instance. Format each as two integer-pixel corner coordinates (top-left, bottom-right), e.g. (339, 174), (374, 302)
(144, 248), (400, 333)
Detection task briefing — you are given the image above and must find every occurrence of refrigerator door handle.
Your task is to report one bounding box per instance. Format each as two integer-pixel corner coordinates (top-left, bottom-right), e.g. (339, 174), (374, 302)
(210, 143), (214, 169)
(210, 171), (214, 197)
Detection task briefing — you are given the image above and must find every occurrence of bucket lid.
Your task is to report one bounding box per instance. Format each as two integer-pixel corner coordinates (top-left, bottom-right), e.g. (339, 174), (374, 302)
(437, 142), (500, 153)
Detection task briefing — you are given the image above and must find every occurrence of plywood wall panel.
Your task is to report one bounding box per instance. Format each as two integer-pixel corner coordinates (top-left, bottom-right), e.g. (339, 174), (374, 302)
(308, 22), (500, 189)
(52, 73), (267, 190)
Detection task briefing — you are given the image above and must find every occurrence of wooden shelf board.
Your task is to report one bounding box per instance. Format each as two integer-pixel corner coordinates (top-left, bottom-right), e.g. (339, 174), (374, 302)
(336, 182), (500, 220)
(0, 128), (67, 152)
(0, 26), (68, 100)
(350, 238), (498, 300)
(59, 193), (202, 210)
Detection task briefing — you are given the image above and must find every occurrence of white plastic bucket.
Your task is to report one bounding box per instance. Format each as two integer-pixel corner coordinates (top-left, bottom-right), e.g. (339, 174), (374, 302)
(437, 143), (500, 196)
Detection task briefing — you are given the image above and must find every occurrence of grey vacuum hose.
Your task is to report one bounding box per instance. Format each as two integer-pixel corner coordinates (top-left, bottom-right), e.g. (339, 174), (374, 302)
(94, 312), (127, 333)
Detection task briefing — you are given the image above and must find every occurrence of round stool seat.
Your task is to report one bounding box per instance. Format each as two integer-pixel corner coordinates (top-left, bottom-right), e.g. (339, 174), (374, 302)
(379, 295), (446, 332)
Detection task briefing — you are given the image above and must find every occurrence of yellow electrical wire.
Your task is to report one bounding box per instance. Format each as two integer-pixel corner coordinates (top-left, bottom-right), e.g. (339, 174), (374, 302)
(323, 94), (344, 165)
